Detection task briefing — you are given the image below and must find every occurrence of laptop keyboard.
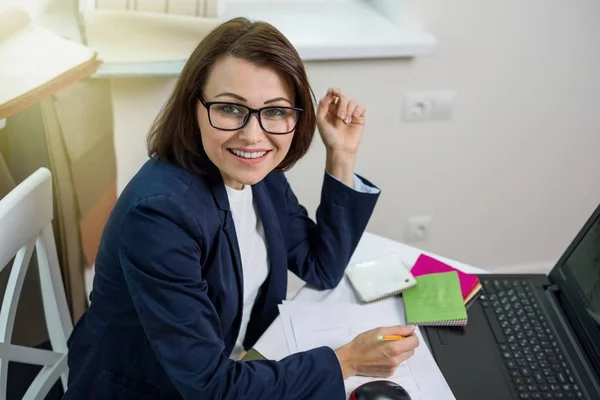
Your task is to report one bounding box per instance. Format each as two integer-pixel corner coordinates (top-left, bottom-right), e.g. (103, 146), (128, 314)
(480, 279), (586, 400)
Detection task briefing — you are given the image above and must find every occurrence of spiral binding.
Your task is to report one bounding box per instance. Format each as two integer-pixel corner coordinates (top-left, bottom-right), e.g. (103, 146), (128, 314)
(408, 318), (468, 327)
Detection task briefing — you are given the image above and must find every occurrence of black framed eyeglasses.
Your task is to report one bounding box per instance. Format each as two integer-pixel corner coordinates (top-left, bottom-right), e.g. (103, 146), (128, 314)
(198, 96), (303, 135)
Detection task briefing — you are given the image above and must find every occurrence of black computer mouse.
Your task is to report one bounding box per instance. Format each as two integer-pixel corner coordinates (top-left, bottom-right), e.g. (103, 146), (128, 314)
(349, 380), (411, 400)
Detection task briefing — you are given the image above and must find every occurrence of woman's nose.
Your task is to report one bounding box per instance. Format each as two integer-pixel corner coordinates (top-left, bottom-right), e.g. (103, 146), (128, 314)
(238, 113), (265, 143)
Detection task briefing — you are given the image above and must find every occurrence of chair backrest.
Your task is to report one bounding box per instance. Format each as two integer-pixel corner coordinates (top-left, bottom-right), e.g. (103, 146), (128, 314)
(0, 167), (73, 399)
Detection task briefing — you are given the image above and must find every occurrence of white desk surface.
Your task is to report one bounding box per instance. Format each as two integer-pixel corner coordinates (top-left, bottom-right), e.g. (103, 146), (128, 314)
(254, 231), (487, 360)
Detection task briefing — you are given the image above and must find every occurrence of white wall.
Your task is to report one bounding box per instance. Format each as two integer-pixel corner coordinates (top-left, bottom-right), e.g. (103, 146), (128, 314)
(289, 0), (600, 271)
(26, 0), (600, 272)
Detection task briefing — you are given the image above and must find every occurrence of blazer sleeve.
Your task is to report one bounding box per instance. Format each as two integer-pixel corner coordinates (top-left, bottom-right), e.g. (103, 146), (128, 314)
(118, 195), (345, 399)
(283, 171), (380, 289)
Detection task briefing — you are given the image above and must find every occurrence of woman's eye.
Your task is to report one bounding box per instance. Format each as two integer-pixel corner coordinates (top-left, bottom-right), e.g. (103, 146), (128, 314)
(263, 108), (288, 118)
(216, 104), (242, 114)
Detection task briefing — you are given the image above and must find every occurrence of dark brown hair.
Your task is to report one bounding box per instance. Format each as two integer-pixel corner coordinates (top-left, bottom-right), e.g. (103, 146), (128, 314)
(147, 17), (316, 173)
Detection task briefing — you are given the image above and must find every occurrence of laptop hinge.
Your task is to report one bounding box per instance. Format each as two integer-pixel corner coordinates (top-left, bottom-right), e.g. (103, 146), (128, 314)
(546, 284), (560, 292)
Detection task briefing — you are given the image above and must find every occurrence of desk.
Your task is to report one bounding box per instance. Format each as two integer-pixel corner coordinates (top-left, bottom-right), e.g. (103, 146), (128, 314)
(254, 231), (487, 361)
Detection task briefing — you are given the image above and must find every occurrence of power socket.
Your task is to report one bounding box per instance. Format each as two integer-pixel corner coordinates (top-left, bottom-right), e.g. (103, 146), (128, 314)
(403, 91), (456, 122)
(404, 215), (433, 242)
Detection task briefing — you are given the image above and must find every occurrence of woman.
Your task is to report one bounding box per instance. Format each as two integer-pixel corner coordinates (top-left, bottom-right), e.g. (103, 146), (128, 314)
(65, 17), (419, 399)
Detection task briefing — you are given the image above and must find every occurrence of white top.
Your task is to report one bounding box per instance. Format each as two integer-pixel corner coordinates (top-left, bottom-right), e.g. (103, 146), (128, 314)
(226, 174), (380, 359)
(225, 184), (270, 360)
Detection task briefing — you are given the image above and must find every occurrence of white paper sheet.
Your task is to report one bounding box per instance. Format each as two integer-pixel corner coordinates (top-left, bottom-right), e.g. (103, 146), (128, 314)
(0, 7), (98, 117)
(278, 298), (456, 399)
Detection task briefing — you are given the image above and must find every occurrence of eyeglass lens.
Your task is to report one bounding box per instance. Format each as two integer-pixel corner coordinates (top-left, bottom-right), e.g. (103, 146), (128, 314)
(209, 103), (299, 134)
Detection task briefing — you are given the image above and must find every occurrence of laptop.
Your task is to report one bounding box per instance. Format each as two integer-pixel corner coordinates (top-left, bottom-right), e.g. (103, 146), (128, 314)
(425, 203), (600, 400)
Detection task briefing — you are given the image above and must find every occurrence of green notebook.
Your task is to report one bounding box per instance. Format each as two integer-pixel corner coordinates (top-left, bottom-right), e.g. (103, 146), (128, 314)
(403, 271), (468, 326)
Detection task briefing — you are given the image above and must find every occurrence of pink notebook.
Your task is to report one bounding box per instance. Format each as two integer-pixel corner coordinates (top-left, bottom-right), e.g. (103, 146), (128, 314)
(410, 254), (479, 300)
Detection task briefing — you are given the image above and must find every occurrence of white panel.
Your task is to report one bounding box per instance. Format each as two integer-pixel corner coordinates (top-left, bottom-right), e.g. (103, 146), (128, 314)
(134, 0), (166, 13)
(167, 0), (198, 16)
(197, 0), (205, 16)
(205, 0), (225, 17)
(96, 0), (128, 10)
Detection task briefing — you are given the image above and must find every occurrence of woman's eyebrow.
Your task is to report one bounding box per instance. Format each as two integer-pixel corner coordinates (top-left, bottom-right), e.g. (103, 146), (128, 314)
(214, 93), (292, 105)
(264, 97), (292, 105)
(214, 92), (247, 102)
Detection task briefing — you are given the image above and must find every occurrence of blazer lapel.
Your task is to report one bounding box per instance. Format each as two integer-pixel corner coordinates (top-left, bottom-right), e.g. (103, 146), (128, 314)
(205, 167), (244, 309)
(252, 181), (286, 300)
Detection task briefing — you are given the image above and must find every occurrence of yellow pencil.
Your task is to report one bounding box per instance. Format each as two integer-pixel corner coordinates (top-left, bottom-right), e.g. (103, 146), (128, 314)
(377, 335), (405, 341)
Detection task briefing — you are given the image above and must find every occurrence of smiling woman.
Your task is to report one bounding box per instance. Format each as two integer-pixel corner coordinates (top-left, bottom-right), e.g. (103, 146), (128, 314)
(63, 16), (420, 400)
(146, 19), (316, 182)
(196, 57), (300, 189)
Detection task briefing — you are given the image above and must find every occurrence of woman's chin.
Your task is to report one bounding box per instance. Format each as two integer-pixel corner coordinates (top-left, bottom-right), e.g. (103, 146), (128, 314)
(237, 172), (269, 186)
(222, 169), (272, 188)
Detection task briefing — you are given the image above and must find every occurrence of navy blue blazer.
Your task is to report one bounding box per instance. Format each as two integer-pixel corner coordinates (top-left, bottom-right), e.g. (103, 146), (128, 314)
(64, 157), (379, 399)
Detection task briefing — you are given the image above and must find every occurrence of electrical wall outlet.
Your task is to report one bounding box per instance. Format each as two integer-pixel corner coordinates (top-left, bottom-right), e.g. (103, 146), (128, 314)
(404, 215), (433, 243)
(403, 91), (456, 122)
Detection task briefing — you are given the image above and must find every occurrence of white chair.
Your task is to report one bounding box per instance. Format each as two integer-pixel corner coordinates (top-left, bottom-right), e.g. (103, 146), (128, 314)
(0, 168), (73, 399)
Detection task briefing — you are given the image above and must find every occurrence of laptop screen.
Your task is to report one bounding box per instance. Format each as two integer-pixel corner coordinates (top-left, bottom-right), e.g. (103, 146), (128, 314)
(550, 203), (600, 376)
(563, 213), (600, 316)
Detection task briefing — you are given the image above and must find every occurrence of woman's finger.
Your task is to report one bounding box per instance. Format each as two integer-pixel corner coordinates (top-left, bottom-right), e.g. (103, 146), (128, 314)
(385, 334), (419, 356)
(376, 325), (416, 337)
(333, 90), (350, 120)
(317, 88), (338, 121)
(346, 100), (359, 124)
(352, 104), (366, 119)
(392, 349), (414, 366)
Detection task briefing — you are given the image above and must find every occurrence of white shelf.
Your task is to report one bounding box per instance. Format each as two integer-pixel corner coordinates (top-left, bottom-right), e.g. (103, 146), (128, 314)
(94, 60), (187, 78)
(93, 0), (437, 78)
(220, 0), (436, 61)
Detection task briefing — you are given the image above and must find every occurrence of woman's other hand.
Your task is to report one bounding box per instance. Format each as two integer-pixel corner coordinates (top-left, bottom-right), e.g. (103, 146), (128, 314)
(334, 325), (419, 379)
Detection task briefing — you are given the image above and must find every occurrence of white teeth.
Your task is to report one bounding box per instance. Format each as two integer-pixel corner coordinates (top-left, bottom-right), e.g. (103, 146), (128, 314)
(231, 149), (267, 159)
